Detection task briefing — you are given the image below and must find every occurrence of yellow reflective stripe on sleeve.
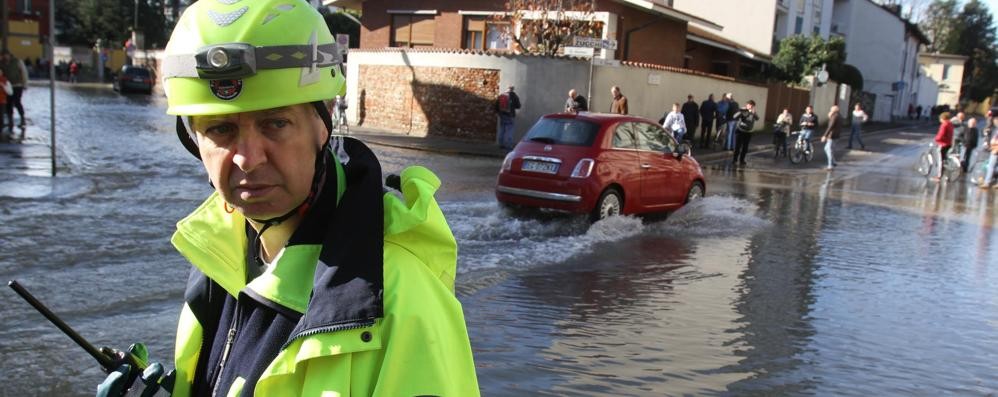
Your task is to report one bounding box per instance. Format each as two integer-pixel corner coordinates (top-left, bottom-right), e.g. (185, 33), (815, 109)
(172, 303), (203, 397)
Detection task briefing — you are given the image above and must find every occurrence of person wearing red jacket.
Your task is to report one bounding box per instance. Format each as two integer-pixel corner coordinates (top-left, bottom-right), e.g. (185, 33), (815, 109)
(933, 112), (955, 180)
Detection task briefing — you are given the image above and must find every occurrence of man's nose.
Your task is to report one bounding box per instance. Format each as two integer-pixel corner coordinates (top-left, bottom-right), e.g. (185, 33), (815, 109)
(232, 129), (267, 173)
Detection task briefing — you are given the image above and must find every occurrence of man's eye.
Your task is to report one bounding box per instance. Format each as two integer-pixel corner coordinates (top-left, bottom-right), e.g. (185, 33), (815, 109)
(205, 124), (236, 136)
(266, 119), (290, 129)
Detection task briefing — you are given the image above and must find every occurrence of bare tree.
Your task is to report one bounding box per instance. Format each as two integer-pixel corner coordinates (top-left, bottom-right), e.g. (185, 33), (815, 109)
(492, 0), (603, 57)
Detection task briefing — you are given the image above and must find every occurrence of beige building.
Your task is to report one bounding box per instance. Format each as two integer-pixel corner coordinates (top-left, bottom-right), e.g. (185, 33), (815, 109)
(916, 53), (967, 112)
(672, 0), (779, 57)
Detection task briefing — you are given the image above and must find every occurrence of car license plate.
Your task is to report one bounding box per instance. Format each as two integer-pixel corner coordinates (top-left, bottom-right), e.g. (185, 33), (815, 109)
(132, 77), (144, 82)
(521, 160), (558, 174)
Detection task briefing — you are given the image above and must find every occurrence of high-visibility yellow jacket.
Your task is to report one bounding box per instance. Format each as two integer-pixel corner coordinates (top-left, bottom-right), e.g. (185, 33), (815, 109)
(168, 138), (479, 396)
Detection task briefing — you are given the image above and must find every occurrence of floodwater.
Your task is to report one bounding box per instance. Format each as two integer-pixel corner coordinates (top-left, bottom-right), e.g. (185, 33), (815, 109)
(1, 84), (996, 396)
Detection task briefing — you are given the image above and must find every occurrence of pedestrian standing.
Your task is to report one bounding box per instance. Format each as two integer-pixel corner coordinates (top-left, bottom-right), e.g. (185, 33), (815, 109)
(0, 50), (28, 129)
(822, 105), (843, 170)
(950, 111), (966, 147)
(932, 111), (955, 181)
(94, 1), (481, 395)
(716, 94), (731, 149)
(68, 59), (79, 83)
(908, 104), (915, 120)
(565, 88), (587, 114)
(662, 103), (687, 142)
(961, 117), (979, 173)
(725, 93), (740, 151)
(848, 103), (868, 150)
(681, 94), (699, 143)
(982, 117), (998, 188)
(495, 85), (521, 149)
(0, 69), (11, 134)
(774, 108), (792, 156)
(699, 94), (717, 149)
(609, 86), (628, 115)
(916, 105), (923, 120)
(730, 100), (759, 165)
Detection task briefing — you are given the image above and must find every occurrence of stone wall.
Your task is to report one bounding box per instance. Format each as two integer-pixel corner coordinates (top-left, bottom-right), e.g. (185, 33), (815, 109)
(357, 64), (500, 139)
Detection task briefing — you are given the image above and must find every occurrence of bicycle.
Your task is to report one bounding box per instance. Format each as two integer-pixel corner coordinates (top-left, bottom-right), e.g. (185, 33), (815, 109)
(916, 142), (962, 181)
(968, 149), (997, 185)
(772, 124), (789, 159)
(788, 131), (814, 164)
(711, 120), (727, 150)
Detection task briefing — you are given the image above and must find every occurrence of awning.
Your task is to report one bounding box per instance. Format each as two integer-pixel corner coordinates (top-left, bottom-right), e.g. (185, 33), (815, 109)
(686, 24), (771, 62)
(613, 0), (723, 31)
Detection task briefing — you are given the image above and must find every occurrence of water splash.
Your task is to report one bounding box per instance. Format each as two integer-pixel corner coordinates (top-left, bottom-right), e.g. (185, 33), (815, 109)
(444, 196), (767, 274)
(443, 201), (644, 273)
(649, 195), (769, 237)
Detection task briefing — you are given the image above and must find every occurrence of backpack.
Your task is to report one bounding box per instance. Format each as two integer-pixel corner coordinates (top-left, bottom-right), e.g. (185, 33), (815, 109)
(498, 93), (512, 114)
(737, 110), (755, 131)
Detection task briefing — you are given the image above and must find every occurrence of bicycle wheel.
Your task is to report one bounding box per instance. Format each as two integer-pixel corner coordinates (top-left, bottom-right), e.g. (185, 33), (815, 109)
(969, 158), (987, 184)
(804, 143), (814, 162)
(943, 158), (962, 182)
(790, 144), (804, 164)
(916, 150), (934, 176)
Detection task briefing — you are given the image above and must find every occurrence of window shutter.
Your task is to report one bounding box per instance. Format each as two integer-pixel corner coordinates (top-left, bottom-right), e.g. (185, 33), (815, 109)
(410, 16), (436, 46)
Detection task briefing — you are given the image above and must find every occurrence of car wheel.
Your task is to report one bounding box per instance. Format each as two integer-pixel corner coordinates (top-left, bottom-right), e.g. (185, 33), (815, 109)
(685, 181), (705, 203)
(590, 187), (622, 223)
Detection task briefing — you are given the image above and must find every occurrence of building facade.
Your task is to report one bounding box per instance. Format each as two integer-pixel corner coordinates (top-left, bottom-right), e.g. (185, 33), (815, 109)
(2, 0), (51, 61)
(831, 0), (925, 121)
(916, 53), (967, 113)
(774, 0), (833, 42)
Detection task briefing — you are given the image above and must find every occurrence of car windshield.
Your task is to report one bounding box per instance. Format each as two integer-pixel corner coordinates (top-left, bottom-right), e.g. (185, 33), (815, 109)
(125, 68), (151, 77)
(524, 118), (599, 147)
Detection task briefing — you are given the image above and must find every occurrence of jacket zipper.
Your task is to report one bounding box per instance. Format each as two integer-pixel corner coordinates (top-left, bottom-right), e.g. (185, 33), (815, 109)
(280, 318), (376, 350)
(212, 301), (242, 397)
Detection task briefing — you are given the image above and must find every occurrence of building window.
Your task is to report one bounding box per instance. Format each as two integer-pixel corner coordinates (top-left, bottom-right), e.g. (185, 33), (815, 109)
(464, 17), (510, 50)
(942, 64), (950, 80)
(795, 16), (803, 34)
(684, 55), (692, 69)
(711, 61), (730, 76)
(392, 14), (436, 48)
(17, 0), (30, 13)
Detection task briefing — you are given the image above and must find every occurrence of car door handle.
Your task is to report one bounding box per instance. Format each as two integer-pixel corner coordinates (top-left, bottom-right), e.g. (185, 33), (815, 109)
(640, 163), (651, 169)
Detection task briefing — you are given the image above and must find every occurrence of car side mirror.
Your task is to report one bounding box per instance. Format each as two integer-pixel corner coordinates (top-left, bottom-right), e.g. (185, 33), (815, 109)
(672, 143), (691, 159)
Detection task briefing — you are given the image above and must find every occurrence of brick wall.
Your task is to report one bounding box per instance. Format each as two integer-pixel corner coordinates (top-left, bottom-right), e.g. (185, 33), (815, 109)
(357, 64), (500, 140)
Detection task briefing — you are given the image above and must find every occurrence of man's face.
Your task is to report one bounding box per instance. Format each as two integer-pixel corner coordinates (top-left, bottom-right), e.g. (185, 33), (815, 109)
(611, 87), (619, 96)
(957, 112), (966, 121)
(569, 90), (576, 99)
(192, 104), (326, 220)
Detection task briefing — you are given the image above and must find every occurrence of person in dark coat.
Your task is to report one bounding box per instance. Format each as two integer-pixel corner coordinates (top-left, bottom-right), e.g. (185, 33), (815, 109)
(699, 94), (717, 149)
(680, 95), (699, 143)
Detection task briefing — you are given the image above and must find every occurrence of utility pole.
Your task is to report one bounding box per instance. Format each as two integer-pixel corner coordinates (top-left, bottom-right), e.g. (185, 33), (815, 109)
(49, 0), (56, 177)
(2, 0), (8, 52)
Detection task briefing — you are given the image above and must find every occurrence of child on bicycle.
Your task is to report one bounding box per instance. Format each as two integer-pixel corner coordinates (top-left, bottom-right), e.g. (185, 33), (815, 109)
(799, 105), (817, 145)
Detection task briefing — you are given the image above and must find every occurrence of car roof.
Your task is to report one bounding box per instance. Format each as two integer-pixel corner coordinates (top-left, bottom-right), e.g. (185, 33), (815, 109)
(542, 112), (657, 126)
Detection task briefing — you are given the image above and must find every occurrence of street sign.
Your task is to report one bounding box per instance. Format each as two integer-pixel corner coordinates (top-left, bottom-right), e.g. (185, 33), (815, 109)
(571, 36), (618, 50)
(564, 46), (594, 57)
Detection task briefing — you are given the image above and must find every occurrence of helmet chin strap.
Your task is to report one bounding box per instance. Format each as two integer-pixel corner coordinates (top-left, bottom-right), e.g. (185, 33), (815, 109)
(247, 101), (334, 264)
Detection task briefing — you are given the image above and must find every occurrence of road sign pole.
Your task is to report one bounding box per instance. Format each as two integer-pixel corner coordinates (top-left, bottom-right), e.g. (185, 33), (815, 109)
(49, 0), (56, 177)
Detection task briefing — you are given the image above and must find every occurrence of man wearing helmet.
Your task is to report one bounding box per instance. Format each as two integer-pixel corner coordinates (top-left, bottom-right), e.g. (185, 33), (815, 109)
(96, 1), (479, 396)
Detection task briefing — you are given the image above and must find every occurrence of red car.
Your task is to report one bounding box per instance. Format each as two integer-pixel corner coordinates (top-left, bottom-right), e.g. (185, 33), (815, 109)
(496, 113), (706, 222)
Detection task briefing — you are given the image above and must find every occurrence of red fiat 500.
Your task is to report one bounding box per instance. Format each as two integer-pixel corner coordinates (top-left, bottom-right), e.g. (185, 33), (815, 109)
(496, 113), (706, 222)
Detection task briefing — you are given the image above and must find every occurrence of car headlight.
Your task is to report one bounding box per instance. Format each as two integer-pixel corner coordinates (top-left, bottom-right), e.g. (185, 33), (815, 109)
(570, 158), (595, 178)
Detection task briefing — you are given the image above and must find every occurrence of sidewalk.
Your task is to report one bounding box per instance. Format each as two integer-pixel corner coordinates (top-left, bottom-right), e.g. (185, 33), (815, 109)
(0, 125), (66, 178)
(347, 119), (935, 161)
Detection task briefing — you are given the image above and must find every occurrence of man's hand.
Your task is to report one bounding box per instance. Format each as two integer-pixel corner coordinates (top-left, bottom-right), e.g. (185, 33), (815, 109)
(96, 343), (174, 397)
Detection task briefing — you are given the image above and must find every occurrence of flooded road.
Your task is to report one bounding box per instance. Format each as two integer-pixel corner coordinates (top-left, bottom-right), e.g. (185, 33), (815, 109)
(1, 84), (996, 396)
